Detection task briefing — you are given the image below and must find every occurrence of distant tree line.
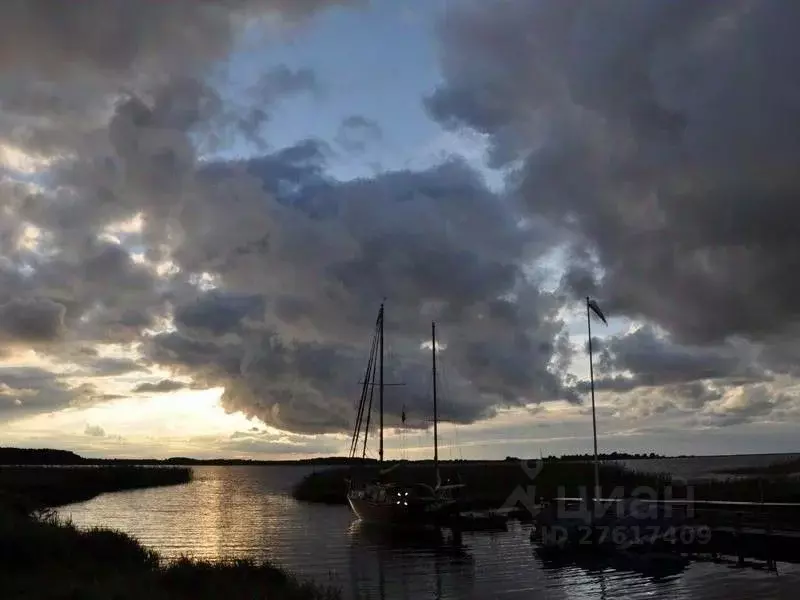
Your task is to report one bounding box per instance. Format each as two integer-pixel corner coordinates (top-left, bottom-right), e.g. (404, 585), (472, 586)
(0, 448), (379, 467)
(1, 447), (697, 467)
(504, 452), (693, 462)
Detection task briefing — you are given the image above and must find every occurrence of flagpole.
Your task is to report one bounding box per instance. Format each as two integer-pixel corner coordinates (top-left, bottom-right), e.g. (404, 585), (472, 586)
(587, 297), (600, 511)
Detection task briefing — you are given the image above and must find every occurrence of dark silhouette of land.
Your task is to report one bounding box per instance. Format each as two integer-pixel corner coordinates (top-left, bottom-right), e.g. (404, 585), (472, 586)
(0, 447), (376, 466)
(0, 465), (192, 512)
(294, 461), (673, 507)
(293, 458), (800, 509)
(726, 457), (800, 477)
(0, 509), (341, 599)
(0, 448), (340, 599)
(7, 447), (800, 467)
(533, 452), (689, 460)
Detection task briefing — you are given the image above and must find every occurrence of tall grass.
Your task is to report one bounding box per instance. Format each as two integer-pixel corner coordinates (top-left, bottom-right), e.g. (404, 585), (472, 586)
(0, 508), (341, 600)
(292, 460), (674, 508)
(723, 457), (800, 478)
(0, 465), (192, 511)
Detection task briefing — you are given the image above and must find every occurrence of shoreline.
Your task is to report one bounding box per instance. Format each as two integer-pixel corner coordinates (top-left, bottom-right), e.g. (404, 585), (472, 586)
(0, 464), (341, 599)
(0, 465), (193, 512)
(3, 447), (798, 467)
(0, 509), (341, 600)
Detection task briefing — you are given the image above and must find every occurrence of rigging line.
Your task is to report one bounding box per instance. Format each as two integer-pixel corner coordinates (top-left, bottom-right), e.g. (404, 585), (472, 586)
(357, 321), (380, 452)
(378, 303), (384, 465)
(350, 335), (373, 456)
(349, 350), (370, 457)
(362, 338), (378, 459)
(349, 313), (380, 457)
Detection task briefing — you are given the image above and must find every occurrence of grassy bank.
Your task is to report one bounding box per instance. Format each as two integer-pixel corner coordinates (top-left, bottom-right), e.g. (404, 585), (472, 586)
(723, 457), (800, 478)
(0, 466), (192, 511)
(0, 509), (340, 600)
(0, 447), (378, 467)
(0, 460), (338, 598)
(292, 459), (800, 508)
(688, 476), (800, 503)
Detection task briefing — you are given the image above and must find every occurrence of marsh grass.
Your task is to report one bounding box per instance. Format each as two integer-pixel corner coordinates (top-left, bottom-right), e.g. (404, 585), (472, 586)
(0, 465), (192, 510)
(0, 508), (341, 600)
(0, 466), (339, 598)
(292, 460), (674, 508)
(723, 457), (800, 478)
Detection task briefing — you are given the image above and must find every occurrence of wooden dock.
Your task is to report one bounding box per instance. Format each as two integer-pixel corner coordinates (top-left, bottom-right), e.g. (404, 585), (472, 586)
(535, 497), (800, 568)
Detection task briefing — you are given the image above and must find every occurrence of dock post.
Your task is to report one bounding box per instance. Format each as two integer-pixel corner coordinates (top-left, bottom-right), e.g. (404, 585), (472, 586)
(735, 512), (744, 567)
(765, 511), (775, 571)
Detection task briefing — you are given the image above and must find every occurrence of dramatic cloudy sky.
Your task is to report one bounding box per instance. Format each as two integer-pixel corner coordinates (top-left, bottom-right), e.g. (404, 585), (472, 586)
(1, 0), (798, 459)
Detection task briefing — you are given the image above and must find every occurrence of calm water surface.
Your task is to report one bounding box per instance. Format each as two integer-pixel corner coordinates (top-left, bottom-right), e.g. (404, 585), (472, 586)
(57, 465), (799, 599)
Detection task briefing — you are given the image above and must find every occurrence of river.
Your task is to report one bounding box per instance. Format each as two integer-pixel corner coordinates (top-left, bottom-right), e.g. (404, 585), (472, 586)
(56, 464), (799, 599)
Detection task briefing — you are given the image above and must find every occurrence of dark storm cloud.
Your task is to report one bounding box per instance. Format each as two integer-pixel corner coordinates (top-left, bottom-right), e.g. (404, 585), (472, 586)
(573, 325), (780, 424)
(0, 0), (616, 438)
(0, 1), (352, 160)
(174, 292), (266, 335)
(4, 56), (581, 435)
(0, 367), (95, 420)
(0, 0), (359, 423)
(130, 148), (572, 434)
(79, 357), (148, 377)
(335, 115), (382, 154)
(238, 66), (323, 148)
(427, 0), (800, 353)
(0, 236), (164, 347)
(0, 1), (354, 77)
(1, 0), (790, 444)
(132, 380), (188, 394)
(583, 326), (761, 392)
(0, 298), (66, 343)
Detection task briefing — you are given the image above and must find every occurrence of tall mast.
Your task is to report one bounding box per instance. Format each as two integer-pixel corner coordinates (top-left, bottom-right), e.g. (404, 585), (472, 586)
(432, 321), (440, 488)
(379, 302), (384, 466)
(587, 297), (600, 507)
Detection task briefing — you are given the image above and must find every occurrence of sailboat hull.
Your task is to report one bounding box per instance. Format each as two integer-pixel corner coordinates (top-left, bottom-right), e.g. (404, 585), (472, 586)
(347, 493), (458, 525)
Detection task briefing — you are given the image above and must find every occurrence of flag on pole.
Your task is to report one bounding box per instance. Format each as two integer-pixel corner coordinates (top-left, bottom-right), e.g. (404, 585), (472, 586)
(587, 298), (608, 325)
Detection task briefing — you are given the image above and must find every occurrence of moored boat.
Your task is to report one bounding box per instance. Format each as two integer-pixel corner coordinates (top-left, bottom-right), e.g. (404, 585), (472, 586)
(346, 304), (464, 525)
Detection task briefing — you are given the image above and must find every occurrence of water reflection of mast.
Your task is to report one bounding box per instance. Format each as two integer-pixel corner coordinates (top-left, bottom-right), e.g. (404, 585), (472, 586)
(435, 548), (443, 599)
(597, 570), (608, 600)
(377, 541), (386, 600)
(347, 522), (475, 599)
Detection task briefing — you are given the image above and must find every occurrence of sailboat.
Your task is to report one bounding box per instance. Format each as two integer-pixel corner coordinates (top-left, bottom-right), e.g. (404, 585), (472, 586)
(346, 303), (463, 524)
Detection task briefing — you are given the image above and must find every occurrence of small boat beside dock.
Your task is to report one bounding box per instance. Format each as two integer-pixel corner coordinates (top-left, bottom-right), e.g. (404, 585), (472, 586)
(447, 509), (510, 531)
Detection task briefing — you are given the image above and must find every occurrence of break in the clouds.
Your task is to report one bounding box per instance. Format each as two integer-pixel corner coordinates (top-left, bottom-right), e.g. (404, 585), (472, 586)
(0, 0), (798, 456)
